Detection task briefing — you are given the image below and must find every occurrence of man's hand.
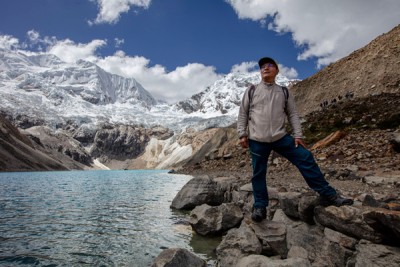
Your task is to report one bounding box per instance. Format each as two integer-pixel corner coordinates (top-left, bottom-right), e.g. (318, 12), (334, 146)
(239, 136), (249, 148)
(295, 138), (307, 148)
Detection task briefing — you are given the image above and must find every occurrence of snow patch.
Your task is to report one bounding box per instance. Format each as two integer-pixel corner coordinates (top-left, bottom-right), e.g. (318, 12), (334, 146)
(93, 158), (111, 170)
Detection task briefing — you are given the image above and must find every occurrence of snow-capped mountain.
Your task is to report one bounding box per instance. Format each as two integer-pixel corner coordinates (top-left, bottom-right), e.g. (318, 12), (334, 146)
(0, 47), (297, 132)
(175, 72), (295, 115)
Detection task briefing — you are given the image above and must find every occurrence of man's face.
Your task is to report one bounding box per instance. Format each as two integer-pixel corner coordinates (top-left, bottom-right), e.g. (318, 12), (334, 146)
(260, 63), (278, 82)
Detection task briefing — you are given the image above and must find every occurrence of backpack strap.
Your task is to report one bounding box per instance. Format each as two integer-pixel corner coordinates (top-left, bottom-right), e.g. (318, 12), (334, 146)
(282, 86), (289, 115)
(247, 84), (256, 120)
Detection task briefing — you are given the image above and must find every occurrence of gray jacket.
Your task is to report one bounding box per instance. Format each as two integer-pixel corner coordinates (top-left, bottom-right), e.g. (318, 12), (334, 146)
(237, 82), (303, 142)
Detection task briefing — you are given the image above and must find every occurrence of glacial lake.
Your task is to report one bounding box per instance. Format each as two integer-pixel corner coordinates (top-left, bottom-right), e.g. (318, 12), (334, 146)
(0, 170), (220, 266)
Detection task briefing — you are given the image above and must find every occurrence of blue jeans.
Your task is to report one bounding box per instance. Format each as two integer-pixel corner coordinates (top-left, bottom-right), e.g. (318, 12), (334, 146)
(249, 134), (336, 208)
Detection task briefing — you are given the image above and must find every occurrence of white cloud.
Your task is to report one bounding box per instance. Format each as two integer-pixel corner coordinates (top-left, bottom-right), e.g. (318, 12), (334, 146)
(47, 39), (107, 63)
(278, 64), (298, 80)
(0, 35), (20, 49)
(95, 52), (221, 103)
(27, 30), (40, 43)
(114, 38), (125, 48)
(89, 0), (151, 25)
(226, 0), (400, 67)
(230, 61), (298, 79)
(231, 61), (257, 73)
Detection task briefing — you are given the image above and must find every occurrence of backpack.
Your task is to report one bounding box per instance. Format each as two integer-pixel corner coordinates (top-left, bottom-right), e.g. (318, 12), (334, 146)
(247, 84), (289, 119)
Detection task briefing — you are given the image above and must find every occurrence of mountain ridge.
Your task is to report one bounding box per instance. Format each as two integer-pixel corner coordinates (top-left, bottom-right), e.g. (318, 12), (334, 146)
(293, 24), (400, 115)
(0, 24), (399, 172)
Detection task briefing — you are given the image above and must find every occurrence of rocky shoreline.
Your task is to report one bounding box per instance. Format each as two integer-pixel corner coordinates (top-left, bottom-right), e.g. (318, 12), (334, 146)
(151, 164), (400, 266)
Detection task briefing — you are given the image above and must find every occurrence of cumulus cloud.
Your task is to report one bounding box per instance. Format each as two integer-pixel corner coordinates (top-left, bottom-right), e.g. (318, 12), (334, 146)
(47, 39), (107, 63)
(226, 0), (400, 67)
(278, 65), (298, 80)
(95, 51), (221, 103)
(27, 30), (40, 43)
(89, 0), (151, 25)
(0, 35), (20, 49)
(114, 38), (125, 48)
(230, 61), (298, 79)
(231, 61), (257, 73)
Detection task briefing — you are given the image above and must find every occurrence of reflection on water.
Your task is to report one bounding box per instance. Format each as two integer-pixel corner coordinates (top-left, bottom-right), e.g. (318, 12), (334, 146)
(0, 170), (220, 266)
(190, 233), (222, 260)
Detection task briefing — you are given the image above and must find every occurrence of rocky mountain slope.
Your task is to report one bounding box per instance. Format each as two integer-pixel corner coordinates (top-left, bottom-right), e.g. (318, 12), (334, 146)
(293, 24), (400, 115)
(0, 114), (71, 171)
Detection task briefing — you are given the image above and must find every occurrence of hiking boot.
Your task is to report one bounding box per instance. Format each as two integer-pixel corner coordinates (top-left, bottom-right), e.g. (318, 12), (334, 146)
(320, 194), (354, 207)
(251, 207), (267, 222)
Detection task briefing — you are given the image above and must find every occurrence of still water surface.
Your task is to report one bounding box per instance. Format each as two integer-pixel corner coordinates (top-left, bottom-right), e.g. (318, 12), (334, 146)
(0, 170), (217, 266)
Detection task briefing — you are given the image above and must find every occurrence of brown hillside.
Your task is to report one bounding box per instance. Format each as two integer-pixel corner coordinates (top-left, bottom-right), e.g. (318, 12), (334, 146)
(0, 114), (68, 172)
(293, 24), (400, 115)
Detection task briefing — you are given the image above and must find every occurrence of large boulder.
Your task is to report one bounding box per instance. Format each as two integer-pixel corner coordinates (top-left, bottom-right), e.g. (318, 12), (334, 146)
(363, 208), (400, 245)
(250, 220), (287, 257)
(189, 203), (243, 236)
(314, 206), (384, 243)
(348, 241), (400, 267)
(170, 175), (236, 210)
(216, 222), (262, 267)
(275, 207), (356, 266)
(279, 192), (319, 224)
(151, 248), (206, 267)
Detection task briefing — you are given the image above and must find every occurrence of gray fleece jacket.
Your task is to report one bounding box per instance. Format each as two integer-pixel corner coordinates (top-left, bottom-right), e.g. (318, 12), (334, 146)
(237, 82), (303, 142)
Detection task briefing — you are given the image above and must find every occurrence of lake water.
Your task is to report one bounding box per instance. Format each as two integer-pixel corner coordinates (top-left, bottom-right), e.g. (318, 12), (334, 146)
(0, 170), (219, 267)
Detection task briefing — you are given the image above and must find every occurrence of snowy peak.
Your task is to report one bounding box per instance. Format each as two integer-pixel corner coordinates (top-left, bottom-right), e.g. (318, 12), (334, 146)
(175, 71), (296, 115)
(0, 48), (157, 107)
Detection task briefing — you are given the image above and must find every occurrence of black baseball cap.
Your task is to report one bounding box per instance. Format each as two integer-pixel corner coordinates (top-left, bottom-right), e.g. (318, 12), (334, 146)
(258, 57), (278, 69)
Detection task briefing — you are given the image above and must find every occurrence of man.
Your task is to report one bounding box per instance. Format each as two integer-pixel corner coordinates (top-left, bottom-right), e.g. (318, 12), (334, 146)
(237, 57), (353, 222)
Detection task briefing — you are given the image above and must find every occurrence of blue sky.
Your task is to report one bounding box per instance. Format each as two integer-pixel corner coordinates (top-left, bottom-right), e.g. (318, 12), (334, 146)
(1, 0), (399, 103)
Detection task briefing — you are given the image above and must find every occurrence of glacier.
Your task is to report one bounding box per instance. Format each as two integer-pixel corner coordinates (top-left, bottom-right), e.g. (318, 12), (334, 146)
(0, 47), (296, 133)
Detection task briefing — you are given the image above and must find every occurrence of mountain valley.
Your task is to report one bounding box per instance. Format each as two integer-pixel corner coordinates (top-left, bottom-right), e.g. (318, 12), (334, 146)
(0, 25), (399, 174)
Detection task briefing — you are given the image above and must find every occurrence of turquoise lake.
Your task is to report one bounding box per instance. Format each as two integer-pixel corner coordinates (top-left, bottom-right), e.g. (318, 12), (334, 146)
(0, 170), (218, 266)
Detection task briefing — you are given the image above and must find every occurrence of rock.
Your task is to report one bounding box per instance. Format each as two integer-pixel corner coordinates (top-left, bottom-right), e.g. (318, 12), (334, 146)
(298, 193), (319, 224)
(151, 248), (206, 267)
(362, 194), (389, 209)
(363, 209), (400, 245)
(238, 160), (246, 168)
(287, 245), (309, 259)
(286, 221), (354, 266)
(170, 175), (231, 210)
(348, 241), (400, 267)
(216, 222), (262, 267)
(72, 124), (97, 145)
(324, 227), (358, 250)
(279, 192), (302, 219)
(314, 206), (384, 243)
(363, 175), (399, 186)
(390, 133), (400, 153)
(189, 203), (243, 236)
(272, 209), (303, 227)
(285, 222), (326, 263)
(250, 220), (287, 257)
(346, 164), (359, 172)
(236, 255), (311, 267)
